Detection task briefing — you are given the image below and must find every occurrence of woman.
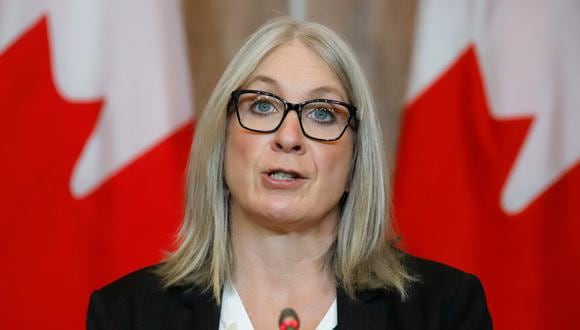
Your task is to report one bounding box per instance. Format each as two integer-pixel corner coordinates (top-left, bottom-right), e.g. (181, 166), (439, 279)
(87, 18), (492, 329)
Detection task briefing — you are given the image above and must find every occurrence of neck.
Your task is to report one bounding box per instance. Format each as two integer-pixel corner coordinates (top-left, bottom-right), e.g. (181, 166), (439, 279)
(228, 207), (338, 330)
(229, 205), (338, 290)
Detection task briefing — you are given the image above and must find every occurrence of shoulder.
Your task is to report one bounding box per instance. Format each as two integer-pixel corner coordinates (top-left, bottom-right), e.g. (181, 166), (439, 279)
(402, 254), (483, 297)
(393, 254), (493, 329)
(92, 265), (165, 300)
(86, 265), (197, 330)
(344, 254), (492, 329)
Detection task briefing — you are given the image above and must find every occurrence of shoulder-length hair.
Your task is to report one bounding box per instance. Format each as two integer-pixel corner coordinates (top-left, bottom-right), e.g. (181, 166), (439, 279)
(157, 17), (413, 302)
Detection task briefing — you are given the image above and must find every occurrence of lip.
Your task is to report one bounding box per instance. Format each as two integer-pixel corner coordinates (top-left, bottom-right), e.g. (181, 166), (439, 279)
(264, 167), (306, 178)
(261, 168), (307, 189)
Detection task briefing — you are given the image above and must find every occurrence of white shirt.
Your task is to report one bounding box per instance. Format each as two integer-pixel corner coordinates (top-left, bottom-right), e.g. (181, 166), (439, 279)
(219, 280), (337, 330)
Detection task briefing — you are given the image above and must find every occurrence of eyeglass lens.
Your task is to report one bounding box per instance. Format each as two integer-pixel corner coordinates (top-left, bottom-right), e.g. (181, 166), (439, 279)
(236, 92), (351, 140)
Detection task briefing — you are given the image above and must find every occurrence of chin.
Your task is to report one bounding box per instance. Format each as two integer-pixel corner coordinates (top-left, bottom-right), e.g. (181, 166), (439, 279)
(260, 205), (302, 223)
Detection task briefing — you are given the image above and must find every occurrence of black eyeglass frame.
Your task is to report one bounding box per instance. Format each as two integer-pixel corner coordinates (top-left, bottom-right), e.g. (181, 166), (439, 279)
(228, 89), (358, 142)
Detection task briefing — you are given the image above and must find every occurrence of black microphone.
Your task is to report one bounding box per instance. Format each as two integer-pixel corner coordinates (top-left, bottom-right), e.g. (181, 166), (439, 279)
(278, 307), (300, 330)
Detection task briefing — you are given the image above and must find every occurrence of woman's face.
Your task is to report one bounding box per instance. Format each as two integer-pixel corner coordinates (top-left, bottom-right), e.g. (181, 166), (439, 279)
(225, 41), (354, 232)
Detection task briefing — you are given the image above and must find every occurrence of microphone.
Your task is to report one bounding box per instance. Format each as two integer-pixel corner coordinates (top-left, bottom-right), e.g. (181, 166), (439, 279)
(278, 308), (300, 330)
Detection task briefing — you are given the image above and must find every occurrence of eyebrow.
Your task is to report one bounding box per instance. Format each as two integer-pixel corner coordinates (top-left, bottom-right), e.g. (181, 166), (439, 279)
(244, 75), (280, 89)
(244, 75), (347, 101)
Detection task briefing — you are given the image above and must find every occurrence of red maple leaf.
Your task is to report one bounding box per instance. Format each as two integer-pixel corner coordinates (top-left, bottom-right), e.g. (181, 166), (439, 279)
(0, 17), (193, 329)
(394, 47), (580, 329)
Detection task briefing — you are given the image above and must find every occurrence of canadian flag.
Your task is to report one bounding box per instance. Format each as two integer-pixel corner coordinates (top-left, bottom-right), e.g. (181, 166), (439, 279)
(0, 1), (193, 328)
(394, 0), (580, 329)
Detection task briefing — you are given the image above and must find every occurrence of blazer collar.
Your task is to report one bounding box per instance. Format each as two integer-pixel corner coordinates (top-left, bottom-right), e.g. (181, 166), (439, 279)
(179, 284), (393, 329)
(336, 286), (394, 329)
(179, 285), (221, 329)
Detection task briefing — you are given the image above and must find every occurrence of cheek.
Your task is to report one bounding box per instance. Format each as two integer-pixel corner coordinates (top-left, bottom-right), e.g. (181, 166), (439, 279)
(224, 121), (264, 185)
(315, 142), (353, 189)
(226, 133), (248, 165)
(226, 118), (252, 160)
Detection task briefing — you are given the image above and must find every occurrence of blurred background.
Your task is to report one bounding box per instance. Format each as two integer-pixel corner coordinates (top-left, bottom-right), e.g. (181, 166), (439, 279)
(184, 0), (417, 164)
(1, 0), (578, 329)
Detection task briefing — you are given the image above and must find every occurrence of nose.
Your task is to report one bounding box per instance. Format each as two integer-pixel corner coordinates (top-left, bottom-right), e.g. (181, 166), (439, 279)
(271, 111), (305, 154)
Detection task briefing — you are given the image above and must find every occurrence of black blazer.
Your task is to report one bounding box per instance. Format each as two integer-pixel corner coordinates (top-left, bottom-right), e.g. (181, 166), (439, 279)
(87, 255), (492, 329)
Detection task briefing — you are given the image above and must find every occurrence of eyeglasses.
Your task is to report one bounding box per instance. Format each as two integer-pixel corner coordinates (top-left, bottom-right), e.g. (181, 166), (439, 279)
(229, 89), (357, 142)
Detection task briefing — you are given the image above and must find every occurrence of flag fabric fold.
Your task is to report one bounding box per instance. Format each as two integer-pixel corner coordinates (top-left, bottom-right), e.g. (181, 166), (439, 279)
(0, 1), (193, 328)
(394, 1), (580, 329)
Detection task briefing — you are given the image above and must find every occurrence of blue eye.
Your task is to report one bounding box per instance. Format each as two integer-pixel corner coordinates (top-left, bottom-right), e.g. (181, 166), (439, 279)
(256, 102), (273, 113)
(310, 107), (335, 123)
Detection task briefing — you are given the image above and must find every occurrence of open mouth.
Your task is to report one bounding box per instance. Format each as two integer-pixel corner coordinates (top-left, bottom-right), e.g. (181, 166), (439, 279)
(267, 169), (303, 181)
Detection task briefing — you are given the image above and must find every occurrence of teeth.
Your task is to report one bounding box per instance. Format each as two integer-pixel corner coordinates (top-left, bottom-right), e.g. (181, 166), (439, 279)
(270, 171), (296, 180)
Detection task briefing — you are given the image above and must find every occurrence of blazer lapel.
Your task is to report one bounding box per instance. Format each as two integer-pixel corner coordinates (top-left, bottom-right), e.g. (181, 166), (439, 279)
(177, 286), (221, 330)
(336, 287), (392, 329)
(173, 285), (393, 329)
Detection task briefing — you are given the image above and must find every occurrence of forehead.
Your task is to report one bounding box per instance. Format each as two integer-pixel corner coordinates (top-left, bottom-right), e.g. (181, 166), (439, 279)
(245, 41), (347, 101)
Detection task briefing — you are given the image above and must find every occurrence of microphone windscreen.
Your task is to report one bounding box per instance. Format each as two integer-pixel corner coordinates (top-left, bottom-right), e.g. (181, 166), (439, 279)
(278, 307), (300, 330)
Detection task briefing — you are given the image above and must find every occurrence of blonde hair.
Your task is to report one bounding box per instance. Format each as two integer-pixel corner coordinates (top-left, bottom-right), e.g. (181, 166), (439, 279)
(157, 17), (413, 302)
